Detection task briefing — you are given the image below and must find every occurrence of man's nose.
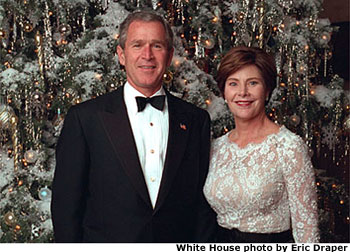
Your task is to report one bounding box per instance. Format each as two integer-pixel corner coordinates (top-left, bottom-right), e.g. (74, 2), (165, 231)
(141, 45), (154, 59)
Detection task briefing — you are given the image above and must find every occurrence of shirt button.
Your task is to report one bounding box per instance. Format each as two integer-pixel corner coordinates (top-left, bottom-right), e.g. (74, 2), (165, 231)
(150, 149), (155, 154)
(150, 177), (156, 182)
(150, 122), (153, 126)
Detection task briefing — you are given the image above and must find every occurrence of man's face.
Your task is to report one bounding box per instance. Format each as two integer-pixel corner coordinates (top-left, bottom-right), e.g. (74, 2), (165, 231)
(117, 21), (174, 96)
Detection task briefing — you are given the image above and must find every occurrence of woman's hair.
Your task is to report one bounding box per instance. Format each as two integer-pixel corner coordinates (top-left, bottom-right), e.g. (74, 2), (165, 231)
(216, 46), (277, 100)
(118, 10), (174, 51)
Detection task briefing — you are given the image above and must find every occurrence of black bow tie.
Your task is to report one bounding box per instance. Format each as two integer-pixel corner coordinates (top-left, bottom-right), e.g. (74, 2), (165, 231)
(135, 95), (165, 112)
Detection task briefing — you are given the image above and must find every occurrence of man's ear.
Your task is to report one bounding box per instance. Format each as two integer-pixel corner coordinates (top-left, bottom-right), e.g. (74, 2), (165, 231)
(117, 45), (125, 66)
(166, 48), (174, 67)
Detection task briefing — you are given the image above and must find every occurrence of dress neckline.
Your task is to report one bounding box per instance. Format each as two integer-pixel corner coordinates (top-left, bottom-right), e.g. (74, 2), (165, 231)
(225, 125), (285, 150)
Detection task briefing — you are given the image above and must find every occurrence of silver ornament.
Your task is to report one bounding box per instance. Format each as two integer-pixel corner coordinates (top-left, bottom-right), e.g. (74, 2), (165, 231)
(38, 187), (52, 201)
(58, 24), (72, 36)
(24, 149), (38, 164)
(0, 104), (15, 129)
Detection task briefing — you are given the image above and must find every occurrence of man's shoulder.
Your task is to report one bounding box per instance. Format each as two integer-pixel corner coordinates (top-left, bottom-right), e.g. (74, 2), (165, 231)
(167, 92), (209, 116)
(69, 88), (122, 112)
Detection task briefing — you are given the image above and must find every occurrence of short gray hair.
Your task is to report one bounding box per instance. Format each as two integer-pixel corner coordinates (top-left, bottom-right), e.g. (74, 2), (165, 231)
(118, 10), (174, 50)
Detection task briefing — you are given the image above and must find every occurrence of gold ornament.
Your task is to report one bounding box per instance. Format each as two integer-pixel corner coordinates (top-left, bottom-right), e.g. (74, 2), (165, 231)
(0, 104), (20, 171)
(163, 71), (173, 84)
(35, 31), (44, 78)
(321, 32), (331, 43)
(23, 22), (33, 32)
(257, 0), (265, 48)
(202, 38), (215, 49)
(290, 114), (301, 126)
(4, 212), (16, 226)
(236, 12), (245, 21)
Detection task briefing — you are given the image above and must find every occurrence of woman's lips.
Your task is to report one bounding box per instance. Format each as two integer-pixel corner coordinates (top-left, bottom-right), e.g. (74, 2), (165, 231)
(235, 101), (253, 106)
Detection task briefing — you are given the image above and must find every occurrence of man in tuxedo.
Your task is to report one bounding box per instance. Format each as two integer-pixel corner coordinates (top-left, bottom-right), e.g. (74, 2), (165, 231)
(51, 10), (217, 242)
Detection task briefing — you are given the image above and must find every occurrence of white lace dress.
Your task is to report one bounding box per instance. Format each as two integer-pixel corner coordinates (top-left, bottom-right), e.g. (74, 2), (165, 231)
(203, 126), (319, 243)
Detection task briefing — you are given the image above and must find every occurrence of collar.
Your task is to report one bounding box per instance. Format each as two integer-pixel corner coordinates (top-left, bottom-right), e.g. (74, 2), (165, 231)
(124, 82), (166, 115)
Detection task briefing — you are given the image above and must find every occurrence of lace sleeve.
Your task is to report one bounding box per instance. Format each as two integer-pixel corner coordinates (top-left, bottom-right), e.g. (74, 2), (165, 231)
(282, 137), (320, 243)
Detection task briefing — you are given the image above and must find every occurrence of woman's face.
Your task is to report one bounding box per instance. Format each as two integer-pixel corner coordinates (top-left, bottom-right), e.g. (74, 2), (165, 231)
(224, 64), (268, 122)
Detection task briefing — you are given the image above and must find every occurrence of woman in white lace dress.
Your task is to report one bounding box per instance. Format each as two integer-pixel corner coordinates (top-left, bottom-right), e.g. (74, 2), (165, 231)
(203, 46), (319, 243)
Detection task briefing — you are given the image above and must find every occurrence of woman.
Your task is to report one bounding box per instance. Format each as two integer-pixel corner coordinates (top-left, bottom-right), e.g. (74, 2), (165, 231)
(203, 46), (319, 243)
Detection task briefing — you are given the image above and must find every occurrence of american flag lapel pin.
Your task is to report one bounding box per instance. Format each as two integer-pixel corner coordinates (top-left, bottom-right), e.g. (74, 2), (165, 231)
(180, 123), (187, 130)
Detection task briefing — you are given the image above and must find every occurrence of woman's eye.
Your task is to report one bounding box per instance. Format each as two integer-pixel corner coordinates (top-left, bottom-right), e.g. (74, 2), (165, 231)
(249, 81), (258, 85)
(228, 82), (237, 86)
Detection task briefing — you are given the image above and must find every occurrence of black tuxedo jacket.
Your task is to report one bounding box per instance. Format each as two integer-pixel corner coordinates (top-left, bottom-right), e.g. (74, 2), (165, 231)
(51, 86), (217, 242)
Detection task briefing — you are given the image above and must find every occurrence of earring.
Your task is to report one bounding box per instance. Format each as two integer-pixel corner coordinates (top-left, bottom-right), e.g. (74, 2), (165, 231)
(224, 99), (228, 103)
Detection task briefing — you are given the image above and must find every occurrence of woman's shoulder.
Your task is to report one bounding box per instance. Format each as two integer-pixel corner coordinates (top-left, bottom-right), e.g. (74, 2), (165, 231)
(211, 133), (229, 149)
(276, 125), (307, 149)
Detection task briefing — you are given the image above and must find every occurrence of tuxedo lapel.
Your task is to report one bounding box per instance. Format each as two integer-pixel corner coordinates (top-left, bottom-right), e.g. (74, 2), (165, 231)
(99, 87), (152, 208)
(154, 92), (191, 212)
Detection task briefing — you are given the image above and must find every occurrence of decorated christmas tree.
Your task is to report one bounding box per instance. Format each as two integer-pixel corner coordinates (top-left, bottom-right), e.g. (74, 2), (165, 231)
(0, 0), (348, 242)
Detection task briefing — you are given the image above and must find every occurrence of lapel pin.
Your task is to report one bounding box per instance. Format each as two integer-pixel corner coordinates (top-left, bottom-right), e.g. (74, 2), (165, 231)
(180, 123), (187, 130)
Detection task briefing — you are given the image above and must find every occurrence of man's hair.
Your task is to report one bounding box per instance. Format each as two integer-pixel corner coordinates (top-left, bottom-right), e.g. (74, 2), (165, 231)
(216, 46), (277, 101)
(118, 10), (174, 50)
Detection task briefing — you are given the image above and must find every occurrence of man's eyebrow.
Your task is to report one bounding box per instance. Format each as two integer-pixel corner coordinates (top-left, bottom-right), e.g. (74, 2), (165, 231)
(129, 39), (166, 45)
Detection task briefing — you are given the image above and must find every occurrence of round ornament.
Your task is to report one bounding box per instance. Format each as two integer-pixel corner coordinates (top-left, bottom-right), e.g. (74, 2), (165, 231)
(65, 88), (77, 99)
(4, 211), (15, 226)
(38, 187), (52, 201)
(172, 56), (183, 69)
(321, 32), (331, 44)
(58, 24), (72, 36)
(308, 19), (316, 28)
(163, 71), (173, 84)
(52, 32), (63, 46)
(31, 91), (44, 110)
(289, 114), (300, 126)
(236, 12), (245, 21)
(24, 149), (38, 164)
(32, 90), (43, 102)
(53, 113), (64, 127)
(308, 148), (314, 157)
(202, 37), (215, 50)
(343, 116), (350, 133)
(0, 104), (15, 129)
(23, 22), (33, 33)
(0, 29), (6, 39)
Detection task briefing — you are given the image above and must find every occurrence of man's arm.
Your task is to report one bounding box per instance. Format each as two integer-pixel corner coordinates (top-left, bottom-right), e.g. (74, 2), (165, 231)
(194, 110), (217, 242)
(51, 106), (90, 242)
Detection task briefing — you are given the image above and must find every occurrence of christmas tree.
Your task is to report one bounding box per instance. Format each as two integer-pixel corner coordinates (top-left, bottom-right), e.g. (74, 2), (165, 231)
(0, 0), (348, 242)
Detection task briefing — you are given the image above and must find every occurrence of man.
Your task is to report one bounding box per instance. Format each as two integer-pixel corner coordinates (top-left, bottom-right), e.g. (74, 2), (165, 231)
(51, 10), (216, 242)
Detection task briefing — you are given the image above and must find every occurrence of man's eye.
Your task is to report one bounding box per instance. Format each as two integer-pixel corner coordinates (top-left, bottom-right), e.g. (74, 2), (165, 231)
(154, 44), (163, 49)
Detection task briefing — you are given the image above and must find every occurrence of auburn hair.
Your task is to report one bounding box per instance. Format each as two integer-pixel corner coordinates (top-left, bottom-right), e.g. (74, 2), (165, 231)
(216, 46), (277, 100)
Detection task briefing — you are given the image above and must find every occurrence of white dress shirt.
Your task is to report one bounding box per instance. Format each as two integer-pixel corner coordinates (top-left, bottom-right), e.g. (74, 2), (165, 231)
(124, 82), (169, 208)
